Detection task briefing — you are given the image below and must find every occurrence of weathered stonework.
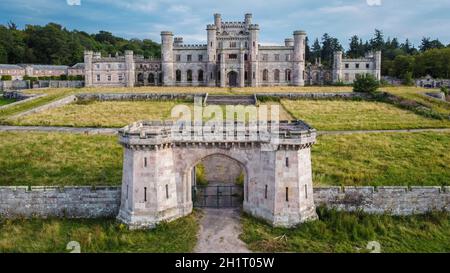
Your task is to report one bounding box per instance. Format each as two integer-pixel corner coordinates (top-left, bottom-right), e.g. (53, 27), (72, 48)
(117, 120), (318, 228)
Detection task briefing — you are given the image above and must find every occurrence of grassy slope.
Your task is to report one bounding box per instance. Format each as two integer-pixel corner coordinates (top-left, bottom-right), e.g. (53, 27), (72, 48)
(0, 213), (199, 253)
(312, 132), (450, 186)
(0, 97), (16, 106)
(282, 99), (450, 131)
(240, 208), (450, 253)
(0, 132), (122, 186)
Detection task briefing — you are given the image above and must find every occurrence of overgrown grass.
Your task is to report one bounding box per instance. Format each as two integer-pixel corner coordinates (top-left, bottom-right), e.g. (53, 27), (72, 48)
(0, 97), (16, 106)
(312, 132), (450, 186)
(0, 132), (121, 186)
(7, 101), (292, 128)
(0, 213), (199, 253)
(240, 208), (450, 253)
(281, 99), (450, 131)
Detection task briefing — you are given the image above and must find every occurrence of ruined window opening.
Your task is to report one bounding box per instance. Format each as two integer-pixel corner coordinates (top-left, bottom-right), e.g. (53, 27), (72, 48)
(144, 187), (147, 202)
(198, 70), (204, 82)
(165, 184), (169, 199)
(305, 184), (308, 199)
(285, 157), (289, 167)
(144, 157), (147, 167)
(265, 185), (268, 199)
(176, 70), (181, 82)
(286, 187), (289, 202)
(187, 70), (193, 82)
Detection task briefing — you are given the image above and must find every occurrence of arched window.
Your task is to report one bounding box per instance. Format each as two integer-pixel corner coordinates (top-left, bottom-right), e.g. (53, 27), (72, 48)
(176, 70), (181, 82)
(285, 69), (291, 82)
(263, 69), (269, 82)
(148, 73), (155, 84)
(244, 54), (248, 61)
(198, 70), (204, 82)
(187, 70), (193, 82)
(274, 69), (280, 82)
(137, 73), (144, 83)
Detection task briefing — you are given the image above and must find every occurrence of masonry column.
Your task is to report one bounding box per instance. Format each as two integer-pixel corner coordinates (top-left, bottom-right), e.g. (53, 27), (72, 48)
(220, 51), (226, 87)
(249, 24), (259, 87)
(125, 50), (135, 87)
(293, 30), (306, 86)
(83, 51), (93, 87)
(239, 47), (245, 87)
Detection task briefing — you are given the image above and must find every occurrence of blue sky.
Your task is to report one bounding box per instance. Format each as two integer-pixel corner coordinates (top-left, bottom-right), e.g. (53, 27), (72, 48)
(1, 0), (449, 49)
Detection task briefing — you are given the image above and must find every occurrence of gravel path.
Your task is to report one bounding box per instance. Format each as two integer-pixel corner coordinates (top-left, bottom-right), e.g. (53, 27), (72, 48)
(194, 209), (250, 253)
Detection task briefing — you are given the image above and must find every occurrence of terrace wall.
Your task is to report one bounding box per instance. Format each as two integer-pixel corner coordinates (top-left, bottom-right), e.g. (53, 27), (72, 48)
(0, 186), (448, 219)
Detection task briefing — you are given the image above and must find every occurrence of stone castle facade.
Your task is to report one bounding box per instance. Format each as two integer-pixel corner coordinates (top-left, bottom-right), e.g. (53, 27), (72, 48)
(83, 13), (381, 88)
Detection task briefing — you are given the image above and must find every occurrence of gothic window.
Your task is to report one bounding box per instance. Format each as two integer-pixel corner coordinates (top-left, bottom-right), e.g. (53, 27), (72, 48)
(148, 73), (155, 84)
(263, 69), (269, 81)
(187, 55), (192, 62)
(228, 54), (237, 59)
(244, 71), (248, 81)
(217, 71), (221, 81)
(176, 70), (181, 82)
(345, 63), (349, 69)
(245, 41), (248, 48)
(96, 74), (100, 81)
(274, 69), (280, 82)
(230, 41), (237, 48)
(187, 70), (193, 82)
(355, 63), (360, 69)
(176, 55), (181, 62)
(274, 54), (280, 61)
(244, 54), (248, 61)
(366, 63), (370, 69)
(285, 69), (291, 82)
(107, 75), (111, 81)
(137, 73), (144, 83)
(198, 70), (204, 82)
(198, 54), (203, 62)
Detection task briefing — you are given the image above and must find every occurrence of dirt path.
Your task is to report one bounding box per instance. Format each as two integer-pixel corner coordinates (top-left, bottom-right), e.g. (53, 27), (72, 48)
(194, 209), (250, 253)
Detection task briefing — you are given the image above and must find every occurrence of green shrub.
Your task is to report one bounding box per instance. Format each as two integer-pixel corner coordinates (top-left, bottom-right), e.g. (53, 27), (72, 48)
(441, 86), (449, 96)
(1, 75), (12, 81)
(353, 74), (380, 93)
(195, 163), (208, 186)
(59, 74), (68, 81)
(235, 171), (245, 186)
(403, 71), (415, 86)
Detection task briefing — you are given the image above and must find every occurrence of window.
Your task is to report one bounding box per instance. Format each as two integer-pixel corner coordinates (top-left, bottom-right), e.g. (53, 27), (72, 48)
(263, 69), (269, 81)
(107, 75), (111, 81)
(285, 69), (291, 82)
(176, 55), (181, 62)
(262, 54), (268, 61)
(285, 187), (289, 202)
(244, 54), (248, 61)
(245, 42), (248, 48)
(176, 70), (181, 82)
(187, 55), (192, 62)
(285, 156), (289, 167)
(165, 184), (169, 199)
(198, 70), (204, 82)
(187, 70), (192, 82)
(244, 71), (248, 81)
(144, 187), (147, 202)
(285, 54), (291, 61)
(228, 54), (237, 59)
(265, 185), (268, 199)
(217, 71), (221, 81)
(252, 72), (255, 79)
(96, 64), (100, 69)
(366, 63), (370, 69)
(229, 41), (237, 48)
(96, 75), (100, 81)
(274, 69), (280, 82)
(344, 73), (350, 81)
(355, 63), (360, 69)
(198, 54), (203, 62)
(345, 63), (349, 69)
(144, 157), (147, 167)
(253, 41), (256, 47)
(305, 185), (308, 199)
(107, 64), (111, 69)
(148, 73), (155, 84)
(274, 54), (280, 61)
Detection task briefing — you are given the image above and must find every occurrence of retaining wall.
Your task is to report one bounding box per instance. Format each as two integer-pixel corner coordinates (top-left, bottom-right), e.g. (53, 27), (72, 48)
(76, 93), (204, 102)
(0, 186), (448, 219)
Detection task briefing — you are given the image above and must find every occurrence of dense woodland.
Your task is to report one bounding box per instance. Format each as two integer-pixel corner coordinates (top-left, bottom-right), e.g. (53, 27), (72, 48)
(1, 22), (449, 80)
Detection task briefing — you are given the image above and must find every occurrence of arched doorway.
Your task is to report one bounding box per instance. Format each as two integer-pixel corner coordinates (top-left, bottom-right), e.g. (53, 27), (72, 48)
(228, 71), (238, 87)
(191, 154), (245, 208)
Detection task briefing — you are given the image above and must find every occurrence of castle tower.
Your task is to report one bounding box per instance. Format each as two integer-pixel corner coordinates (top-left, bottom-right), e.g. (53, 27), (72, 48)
(249, 24), (260, 87)
(293, 30), (306, 86)
(161, 31), (174, 86)
(374, 51), (382, 80)
(214, 13), (222, 32)
(206, 24), (217, 87)
(332, 51), (343, 83)
(125, 50), (135, 87)
(244, 13), (252, 30)
(83, 51), (93, 87)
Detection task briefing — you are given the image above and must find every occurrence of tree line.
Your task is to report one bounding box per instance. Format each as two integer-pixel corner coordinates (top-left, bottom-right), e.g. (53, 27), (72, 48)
(305, 29), (450, 80)
(0, 22), (160, 66)
(0, 22), (449, 79)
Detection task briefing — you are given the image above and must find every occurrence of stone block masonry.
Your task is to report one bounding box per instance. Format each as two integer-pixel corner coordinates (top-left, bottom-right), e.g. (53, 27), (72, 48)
(0, 186), (448, 220)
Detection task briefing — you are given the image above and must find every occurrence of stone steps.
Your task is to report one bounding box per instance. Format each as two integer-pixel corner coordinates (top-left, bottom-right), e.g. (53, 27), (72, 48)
(205, 95), (256, 105)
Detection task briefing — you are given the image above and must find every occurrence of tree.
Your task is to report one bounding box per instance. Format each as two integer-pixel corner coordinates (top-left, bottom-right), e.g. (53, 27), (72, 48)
(353, 74), (380, 93)
(419, 37), (445, 52)
(347, 35), (365, 58)
(320, 33), (343, 68)
(310, 38), (321, 63)
(370, 29), (385, 51)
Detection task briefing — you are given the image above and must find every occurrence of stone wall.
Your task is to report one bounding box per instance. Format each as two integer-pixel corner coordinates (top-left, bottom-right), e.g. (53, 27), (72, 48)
(10, 95), (77, 118)
(0, 186), (448, 219)
(76, 93), (202, 102)
(0, 80), (30, 91)
(0, 186), (120, 218)
(201, 155), (243, 184)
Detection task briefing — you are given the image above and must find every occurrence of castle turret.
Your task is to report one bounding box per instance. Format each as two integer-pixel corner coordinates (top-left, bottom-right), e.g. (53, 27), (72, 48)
(206, 24), (217, 86)
(293, 30), (306, 86)
(84, 50), (93, 87)
(245, 13), (252, 29)
(161, 31), (174, 86)
(249, 24), (260, 87)
(214, 13), (222, 32)
(285, 38), (294, 47)
(333, 51), (343, 83)
(125, 50), (135, 87)
(374, 50), (382, 80)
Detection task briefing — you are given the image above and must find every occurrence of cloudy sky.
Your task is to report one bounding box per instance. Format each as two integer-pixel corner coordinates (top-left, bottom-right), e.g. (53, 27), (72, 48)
(0, 0), (449, 48)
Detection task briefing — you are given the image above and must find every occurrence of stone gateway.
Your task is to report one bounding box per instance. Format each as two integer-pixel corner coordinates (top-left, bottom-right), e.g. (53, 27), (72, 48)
(116, 121), (318, 229)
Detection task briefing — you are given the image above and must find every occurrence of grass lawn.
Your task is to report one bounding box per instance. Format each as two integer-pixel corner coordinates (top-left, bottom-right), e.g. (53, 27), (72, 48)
(0, 97), (16, 106)
(0, 132), (121, 186)
(0, 213), (198, 253)
(240, 208), (450, 253)
(312, 132), (450, 186)
(7, 101), (292, 128)
(281, 99), (450, 131)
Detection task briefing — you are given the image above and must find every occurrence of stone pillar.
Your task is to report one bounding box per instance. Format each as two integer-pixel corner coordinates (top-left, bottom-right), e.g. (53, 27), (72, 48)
(206, 25), (217, 87)
(249, 24), (259, 87)
(83, 51), (93, 87)
(125, 50), (135, 87)
(161, 31), (174, 86)
(374, 51), (382, 80)
(332, 51), (343, 83)
(220, 52), (226, 87)
(293, 30), (306, 86)
(239, 49), (245, 87)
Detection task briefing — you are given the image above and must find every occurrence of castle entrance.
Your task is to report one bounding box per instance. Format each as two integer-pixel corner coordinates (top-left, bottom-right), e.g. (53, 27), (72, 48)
(228, 71), (238, 87)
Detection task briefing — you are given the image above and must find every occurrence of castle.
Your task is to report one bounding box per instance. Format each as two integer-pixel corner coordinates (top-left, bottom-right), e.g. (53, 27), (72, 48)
(83, 13), (381, 88)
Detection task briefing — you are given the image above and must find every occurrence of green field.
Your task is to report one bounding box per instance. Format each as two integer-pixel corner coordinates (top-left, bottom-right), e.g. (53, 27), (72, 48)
(0, 213), (198, 253)
(240, 208), (450, 253)
(0, 97), (16, 106)
(282, 99), (450, 131)
(1, 131), (449, 187)
(312, 132), (450, 186)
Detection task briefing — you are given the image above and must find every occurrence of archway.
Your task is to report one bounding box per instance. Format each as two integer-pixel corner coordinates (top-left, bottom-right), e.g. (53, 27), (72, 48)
(228, 71), (238, 87)
(191, 154), (246, 208)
